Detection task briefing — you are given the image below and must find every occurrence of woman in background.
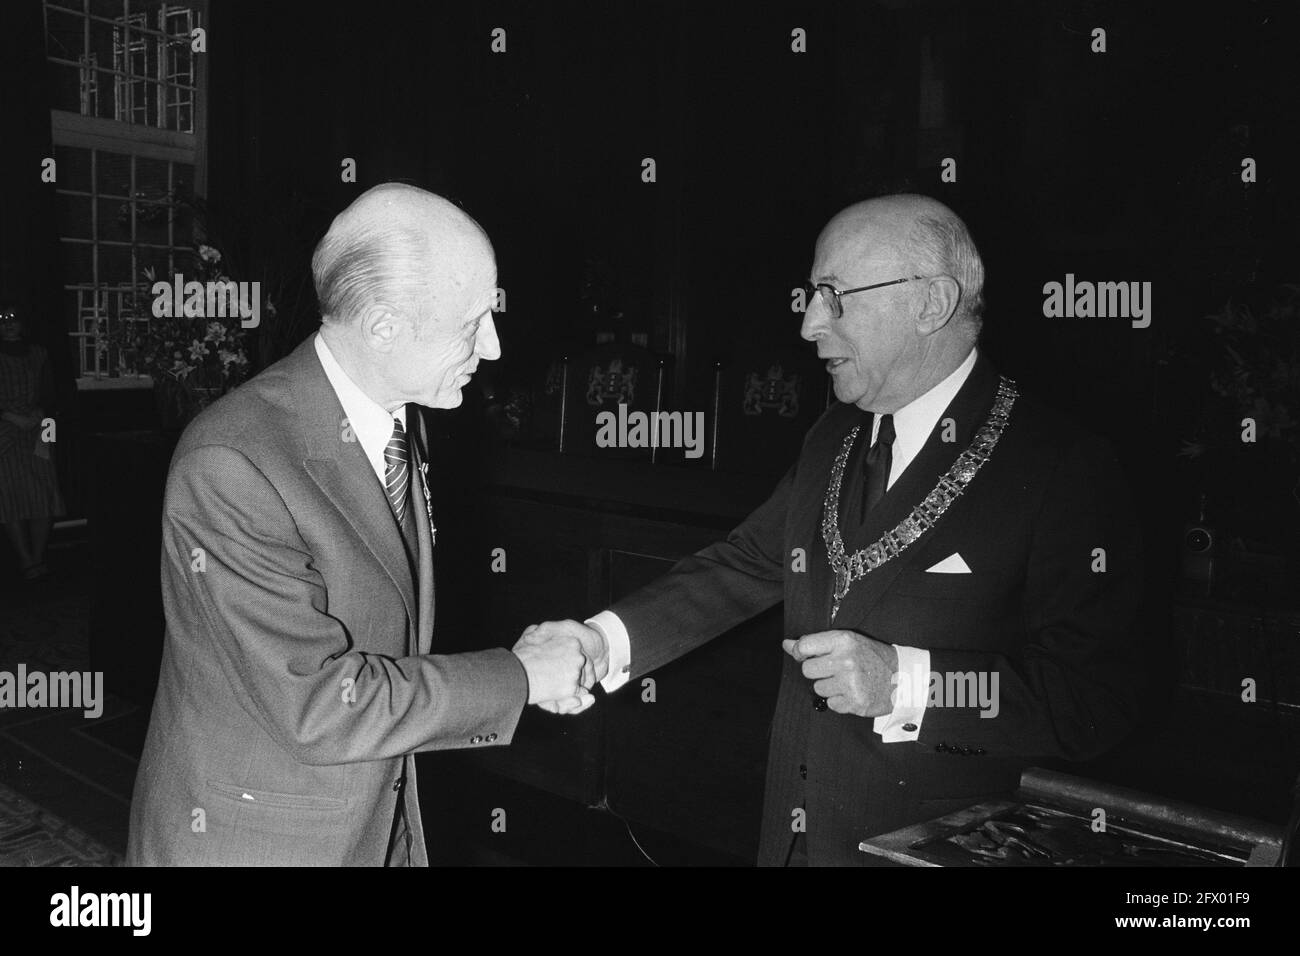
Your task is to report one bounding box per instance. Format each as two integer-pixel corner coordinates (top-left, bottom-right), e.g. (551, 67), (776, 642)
(0, 306), (65, 581)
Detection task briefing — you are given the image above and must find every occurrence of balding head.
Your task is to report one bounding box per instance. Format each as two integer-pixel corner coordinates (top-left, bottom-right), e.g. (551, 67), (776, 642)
(313, 183), (500, 411)
(313, 183), (492, 329)
(802, 194), (982, 412)
(818, 194), (984, 332)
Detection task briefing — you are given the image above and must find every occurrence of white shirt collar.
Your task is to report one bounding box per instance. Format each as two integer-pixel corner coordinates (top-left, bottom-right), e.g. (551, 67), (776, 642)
(314, 332), (406, 486)
(871, 346), (978, 489)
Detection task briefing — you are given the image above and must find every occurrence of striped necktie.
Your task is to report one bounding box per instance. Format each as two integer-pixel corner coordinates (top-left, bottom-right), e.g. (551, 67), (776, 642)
(384, 417), (411, 522)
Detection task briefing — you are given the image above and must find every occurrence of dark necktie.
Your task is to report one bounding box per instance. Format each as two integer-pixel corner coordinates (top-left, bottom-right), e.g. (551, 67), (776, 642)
(860, 413), (895, 523)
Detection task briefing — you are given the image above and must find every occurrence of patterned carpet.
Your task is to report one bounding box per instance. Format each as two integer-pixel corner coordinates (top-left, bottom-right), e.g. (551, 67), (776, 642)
(0, 591), (90, 674)
(0, 781), (120, 866)
(1, 544), (136, 865)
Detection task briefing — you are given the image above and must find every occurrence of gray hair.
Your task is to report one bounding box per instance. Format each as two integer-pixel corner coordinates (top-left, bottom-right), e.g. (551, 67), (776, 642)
(907, 213), (985, 338)
(311, 221), (433, 328)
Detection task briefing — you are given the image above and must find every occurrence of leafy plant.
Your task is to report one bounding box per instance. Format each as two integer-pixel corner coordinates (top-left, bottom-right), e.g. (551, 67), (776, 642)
(1176, 284), (1300, 463)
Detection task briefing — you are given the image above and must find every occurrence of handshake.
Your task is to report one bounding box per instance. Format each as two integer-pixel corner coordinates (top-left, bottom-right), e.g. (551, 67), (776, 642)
(510, 620), (610, 715)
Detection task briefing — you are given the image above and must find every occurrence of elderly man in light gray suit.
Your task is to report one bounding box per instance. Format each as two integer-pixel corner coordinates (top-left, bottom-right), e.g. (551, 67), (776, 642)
(127, 183), (593, 866)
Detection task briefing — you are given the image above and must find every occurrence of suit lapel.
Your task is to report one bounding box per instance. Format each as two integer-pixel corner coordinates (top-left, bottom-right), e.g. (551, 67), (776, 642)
(305, 457), (417, 627)
(787, 410), (849, 631)
(289, 337), (418, 628)
(830, 352), (1000, 627)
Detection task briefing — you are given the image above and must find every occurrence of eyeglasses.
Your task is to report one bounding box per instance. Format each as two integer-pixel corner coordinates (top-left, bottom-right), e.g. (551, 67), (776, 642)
(801, 275), (932, 320)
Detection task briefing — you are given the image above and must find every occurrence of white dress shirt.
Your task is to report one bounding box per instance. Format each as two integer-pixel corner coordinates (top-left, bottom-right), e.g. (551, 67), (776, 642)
(314, 332), (406, 487)
(590, 347), (979, 743)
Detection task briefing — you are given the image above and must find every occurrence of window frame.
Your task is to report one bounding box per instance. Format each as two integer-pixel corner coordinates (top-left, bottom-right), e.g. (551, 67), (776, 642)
(43, 0), (210, 389)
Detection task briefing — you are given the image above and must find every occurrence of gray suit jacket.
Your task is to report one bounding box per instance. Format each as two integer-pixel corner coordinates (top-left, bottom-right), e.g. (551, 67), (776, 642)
(127, 336), (527, 865)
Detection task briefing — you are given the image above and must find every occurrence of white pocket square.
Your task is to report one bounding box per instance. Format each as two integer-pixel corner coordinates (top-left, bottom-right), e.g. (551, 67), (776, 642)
(925, 552), (971, 574)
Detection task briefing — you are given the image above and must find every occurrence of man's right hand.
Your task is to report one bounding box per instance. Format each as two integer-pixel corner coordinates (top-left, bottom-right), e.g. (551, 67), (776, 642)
(513, 620), (609, 714)
(511, 625), (587, 705)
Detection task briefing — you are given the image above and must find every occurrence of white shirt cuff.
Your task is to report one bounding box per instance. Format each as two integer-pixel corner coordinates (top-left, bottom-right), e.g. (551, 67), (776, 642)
(873, 645), (930, 742)
(586, 610), (632, 694)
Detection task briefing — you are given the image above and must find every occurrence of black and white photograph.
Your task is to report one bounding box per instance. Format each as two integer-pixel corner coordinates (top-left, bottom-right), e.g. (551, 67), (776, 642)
(1, 0), (1298, 934)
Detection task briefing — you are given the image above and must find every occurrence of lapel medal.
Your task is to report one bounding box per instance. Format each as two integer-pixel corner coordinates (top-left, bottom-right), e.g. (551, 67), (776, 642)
(419, 461), (436, 547)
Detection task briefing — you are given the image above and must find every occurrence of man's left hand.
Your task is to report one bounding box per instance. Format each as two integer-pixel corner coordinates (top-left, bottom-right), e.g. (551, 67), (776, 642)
(782, 630), (899, 717)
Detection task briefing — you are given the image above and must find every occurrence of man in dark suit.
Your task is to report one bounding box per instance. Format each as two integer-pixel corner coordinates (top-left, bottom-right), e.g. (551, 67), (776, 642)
(128, 184), (593, 865)
(525, 194), (1143, 866)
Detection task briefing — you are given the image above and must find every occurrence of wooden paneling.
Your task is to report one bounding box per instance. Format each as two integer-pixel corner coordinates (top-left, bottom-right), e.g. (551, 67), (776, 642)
(449, 486), (783, 862)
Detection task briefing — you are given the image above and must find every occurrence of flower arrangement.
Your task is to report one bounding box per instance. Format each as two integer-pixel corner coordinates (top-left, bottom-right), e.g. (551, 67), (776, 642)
(1175, 284), (1299, 464)
(111, 241), (258, 390)
(1160, 283), (1300, 558)
(108, 237), (269, 428)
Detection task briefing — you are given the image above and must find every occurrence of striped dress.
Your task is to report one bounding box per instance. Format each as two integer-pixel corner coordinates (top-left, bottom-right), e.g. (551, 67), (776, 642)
(0, 344), (66, 523)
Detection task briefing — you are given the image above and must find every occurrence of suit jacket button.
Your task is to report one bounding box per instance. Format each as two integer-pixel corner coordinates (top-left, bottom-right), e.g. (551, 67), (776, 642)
(814, 697), (828, 712)
(798, 764), (807, 780)
(486, 733), (498, 743)
(470, 735), (483, 744)
(902, 722), (918, 732)
(959, 746), (971, 756)
(935, 742), (948, 753)
(393, 779), (402, 792)
(974, 748), (986, 756)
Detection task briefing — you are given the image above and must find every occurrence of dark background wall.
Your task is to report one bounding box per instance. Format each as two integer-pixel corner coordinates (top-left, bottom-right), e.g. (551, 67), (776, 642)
(11, 0), (1297, 865)
(199, 0), (1299, 528)
(195, 0), (1300, 863)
